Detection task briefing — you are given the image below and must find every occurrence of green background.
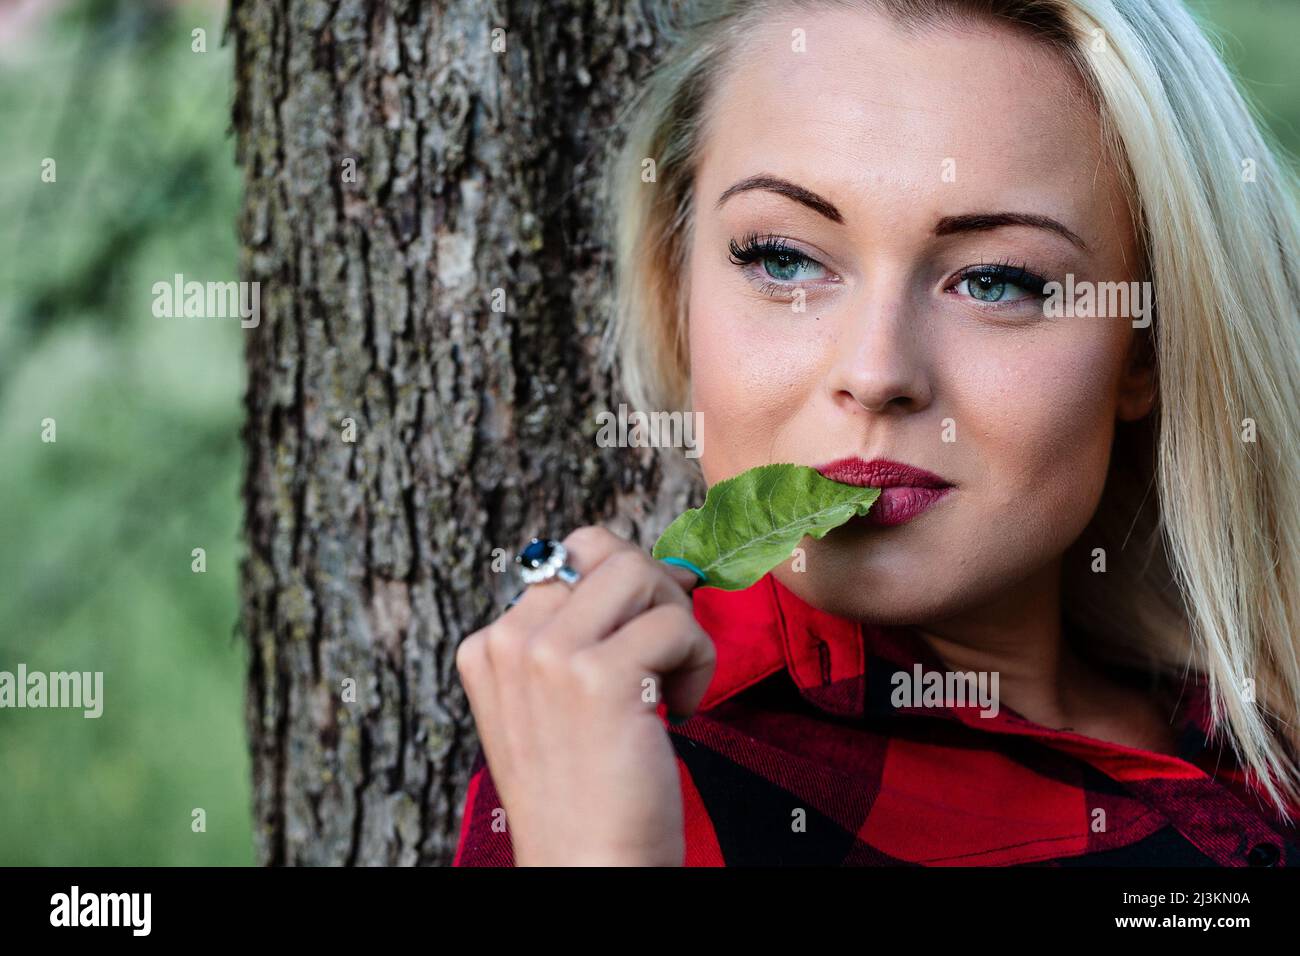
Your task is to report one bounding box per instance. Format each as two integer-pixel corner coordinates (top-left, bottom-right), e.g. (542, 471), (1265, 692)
(0, 0), (1295, 865)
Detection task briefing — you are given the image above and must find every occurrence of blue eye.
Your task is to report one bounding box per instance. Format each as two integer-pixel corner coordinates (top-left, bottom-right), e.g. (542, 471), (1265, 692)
(728, 233), (829, 297)
(953, 263), (1049, 304)
(762, 251), (819, 281)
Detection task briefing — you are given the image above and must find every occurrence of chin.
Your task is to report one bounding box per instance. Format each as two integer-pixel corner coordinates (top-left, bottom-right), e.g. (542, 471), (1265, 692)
(770, 564), (960, 627)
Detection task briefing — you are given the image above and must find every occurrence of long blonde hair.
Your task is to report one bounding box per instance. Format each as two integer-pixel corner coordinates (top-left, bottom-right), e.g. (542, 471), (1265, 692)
(596, 0), (1300, 820)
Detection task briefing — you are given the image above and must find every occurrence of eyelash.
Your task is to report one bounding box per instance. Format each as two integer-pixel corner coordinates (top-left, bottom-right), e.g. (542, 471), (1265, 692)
(947, 259), (1051, 312)
(728, 232), (833, 299)
(727, 234), (1051, 308)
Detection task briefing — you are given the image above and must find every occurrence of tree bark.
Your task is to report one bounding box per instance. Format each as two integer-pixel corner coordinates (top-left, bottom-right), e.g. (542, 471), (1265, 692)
(229, 0), (693, 865)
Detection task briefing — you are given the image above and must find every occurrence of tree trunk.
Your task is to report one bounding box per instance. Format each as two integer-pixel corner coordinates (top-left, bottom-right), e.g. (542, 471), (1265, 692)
(229, 0), (693, 865)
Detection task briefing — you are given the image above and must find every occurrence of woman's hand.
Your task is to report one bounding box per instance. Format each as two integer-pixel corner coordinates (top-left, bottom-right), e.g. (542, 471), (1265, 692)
(455, 526), (715, 866)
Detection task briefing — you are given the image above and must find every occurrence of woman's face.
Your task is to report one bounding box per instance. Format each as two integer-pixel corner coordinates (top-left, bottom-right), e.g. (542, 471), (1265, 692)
(687, 8), (1155, 625)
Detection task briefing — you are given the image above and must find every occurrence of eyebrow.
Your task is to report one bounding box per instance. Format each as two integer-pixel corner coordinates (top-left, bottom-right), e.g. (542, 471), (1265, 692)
(715, 174), (845, 224)
(933, 212), (1088, 250)
(715, 173), (1088, 250)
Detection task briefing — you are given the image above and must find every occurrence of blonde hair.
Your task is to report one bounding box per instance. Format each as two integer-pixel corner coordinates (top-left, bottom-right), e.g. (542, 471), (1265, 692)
(596, 0), (1300, 821)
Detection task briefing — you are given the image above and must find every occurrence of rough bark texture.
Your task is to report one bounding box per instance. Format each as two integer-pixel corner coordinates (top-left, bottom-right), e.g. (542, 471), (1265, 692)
(229, 0), (693, 865)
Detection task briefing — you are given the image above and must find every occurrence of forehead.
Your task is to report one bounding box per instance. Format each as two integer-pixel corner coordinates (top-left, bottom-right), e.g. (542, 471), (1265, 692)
(697, 7), (1112, 230)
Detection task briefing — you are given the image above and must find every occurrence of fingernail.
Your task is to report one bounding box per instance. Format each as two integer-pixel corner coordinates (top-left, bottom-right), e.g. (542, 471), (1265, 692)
(658, 556), (708, 584)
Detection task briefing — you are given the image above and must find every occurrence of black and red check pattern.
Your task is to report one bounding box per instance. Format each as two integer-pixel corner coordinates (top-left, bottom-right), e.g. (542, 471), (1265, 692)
(453, 571), (1299, 866)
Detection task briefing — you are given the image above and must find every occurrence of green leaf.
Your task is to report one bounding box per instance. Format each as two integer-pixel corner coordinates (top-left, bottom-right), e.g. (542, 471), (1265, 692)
(651, 463), (880, 591)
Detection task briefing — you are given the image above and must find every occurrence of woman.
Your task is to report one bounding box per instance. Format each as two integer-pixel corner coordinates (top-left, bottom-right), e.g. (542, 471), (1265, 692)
(452, 0), (1300, 866)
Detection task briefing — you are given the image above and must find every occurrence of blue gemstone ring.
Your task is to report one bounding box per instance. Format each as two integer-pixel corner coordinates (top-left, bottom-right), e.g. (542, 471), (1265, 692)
(514, 537), (582, 589)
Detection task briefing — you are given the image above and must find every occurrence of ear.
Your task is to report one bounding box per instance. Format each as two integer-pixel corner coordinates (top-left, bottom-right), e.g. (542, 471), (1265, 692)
(1116, 325), (1157, 422)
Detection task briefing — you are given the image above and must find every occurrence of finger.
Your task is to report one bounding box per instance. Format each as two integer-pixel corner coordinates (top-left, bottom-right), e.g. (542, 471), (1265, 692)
(455, 628), (510, 774)
(456, 627), (497, 716)
(658, 559), (705, 592)
(577, 603), (717, 721)
(501, 526), (632, 631)
(529, 549), (695, 657)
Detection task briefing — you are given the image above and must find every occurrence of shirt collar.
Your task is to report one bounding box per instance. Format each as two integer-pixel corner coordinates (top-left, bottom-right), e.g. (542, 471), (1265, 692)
(690, 571), (1218, 768)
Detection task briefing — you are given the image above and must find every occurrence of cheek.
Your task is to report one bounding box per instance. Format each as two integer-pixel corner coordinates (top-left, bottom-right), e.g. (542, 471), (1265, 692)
(687, 274), (827, 483)
(956, 330), (1121, 533)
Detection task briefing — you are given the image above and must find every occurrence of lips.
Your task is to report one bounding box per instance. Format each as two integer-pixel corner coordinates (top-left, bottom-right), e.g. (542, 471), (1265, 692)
(814, 456), (954, 527)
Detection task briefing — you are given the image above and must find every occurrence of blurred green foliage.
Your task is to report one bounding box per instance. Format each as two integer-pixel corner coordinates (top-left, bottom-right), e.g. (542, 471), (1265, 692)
(1188, 0), (1300, 174)
(0, 0), (251, 865)
(0, 0), (1293, 866)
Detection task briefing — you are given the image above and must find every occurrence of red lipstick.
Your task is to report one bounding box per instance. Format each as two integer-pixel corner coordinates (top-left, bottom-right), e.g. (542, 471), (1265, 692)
(814, 456), (954, 527)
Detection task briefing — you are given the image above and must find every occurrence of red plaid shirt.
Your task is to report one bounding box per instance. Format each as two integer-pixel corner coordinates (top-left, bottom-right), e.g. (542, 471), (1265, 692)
(453, 571), (1299, 866)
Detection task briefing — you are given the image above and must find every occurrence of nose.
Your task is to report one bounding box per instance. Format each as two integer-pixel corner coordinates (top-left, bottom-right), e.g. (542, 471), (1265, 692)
(826, 283), (933, 415)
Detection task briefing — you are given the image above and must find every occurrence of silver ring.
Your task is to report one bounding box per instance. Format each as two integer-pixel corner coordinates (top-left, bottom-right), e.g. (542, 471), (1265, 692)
(513, 537), (582, 594)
